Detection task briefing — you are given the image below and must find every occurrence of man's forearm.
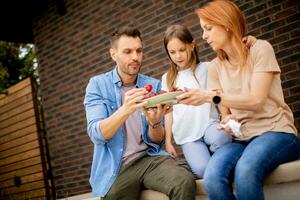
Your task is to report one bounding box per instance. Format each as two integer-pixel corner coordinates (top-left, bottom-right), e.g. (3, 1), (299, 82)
(149, 124), (165, 144)
(99, 106), (129, 140)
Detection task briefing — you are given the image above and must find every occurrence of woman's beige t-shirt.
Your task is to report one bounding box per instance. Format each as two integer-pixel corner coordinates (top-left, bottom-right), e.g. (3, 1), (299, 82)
(208, 39), (297, 140)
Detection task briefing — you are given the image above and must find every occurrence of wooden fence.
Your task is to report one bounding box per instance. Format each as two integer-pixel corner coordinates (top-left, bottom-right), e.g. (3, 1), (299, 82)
(0, 78), (53, 199)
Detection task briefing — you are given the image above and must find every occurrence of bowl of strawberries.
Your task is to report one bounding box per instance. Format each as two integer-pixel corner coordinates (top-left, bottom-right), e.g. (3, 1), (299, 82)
(143, 84), (184, 109)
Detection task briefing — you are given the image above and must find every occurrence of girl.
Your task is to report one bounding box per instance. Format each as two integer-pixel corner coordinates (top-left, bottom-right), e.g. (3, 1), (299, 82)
(177, 0), (300, 199)
(162, 24), (232, 178)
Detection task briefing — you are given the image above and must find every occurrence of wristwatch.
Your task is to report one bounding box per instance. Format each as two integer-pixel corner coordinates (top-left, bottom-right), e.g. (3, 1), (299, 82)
(212, 90), (221, 105)
(149, 121), (162, 129)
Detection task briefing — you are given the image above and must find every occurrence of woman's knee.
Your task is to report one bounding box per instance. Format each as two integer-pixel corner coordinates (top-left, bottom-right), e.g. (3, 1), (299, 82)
(234, 158), (263, 186)
(203, 172), (213, 193)
(234, 159), (266, 199)
(203, 166), (224, 192)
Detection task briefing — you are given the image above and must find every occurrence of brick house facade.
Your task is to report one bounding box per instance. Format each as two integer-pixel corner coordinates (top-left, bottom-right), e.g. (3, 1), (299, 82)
(31, 0), (300, 198)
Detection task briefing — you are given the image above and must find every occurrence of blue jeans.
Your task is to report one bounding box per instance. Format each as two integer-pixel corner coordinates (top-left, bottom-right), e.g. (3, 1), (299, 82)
(204, 131), (300, 200)
(182, 123), (231, 178)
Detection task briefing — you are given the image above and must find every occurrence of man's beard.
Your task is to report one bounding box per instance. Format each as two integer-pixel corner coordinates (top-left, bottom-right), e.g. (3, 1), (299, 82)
(118, 62), (141, 76)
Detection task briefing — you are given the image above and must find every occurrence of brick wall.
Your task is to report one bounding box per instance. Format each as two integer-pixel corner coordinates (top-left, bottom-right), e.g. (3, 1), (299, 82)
(32, 0), (300, 198)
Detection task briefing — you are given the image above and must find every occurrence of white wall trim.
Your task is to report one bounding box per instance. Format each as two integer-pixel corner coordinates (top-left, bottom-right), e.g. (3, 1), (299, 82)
(58, 193), (99, 200)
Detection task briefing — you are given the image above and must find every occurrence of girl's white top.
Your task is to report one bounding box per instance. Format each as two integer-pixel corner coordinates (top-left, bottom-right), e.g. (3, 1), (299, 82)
(162, 62), (219, 145)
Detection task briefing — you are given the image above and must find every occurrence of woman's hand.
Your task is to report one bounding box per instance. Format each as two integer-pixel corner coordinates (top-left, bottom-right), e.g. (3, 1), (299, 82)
(176, 88), (209, 106)
(165, 141), (178, 157)
(242, 35), (257, 48)
(219, 114), (237, 137)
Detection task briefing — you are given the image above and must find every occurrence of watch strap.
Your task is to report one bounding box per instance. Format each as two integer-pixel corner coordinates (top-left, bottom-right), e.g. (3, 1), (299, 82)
(149, 121), (162, 129)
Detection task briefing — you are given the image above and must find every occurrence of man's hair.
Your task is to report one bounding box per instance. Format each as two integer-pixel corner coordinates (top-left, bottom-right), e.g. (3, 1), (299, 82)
(110, 26), (142, 48)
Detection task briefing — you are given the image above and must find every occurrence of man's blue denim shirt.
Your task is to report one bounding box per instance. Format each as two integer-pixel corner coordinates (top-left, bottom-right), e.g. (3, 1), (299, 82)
(83, 67), (168, 197)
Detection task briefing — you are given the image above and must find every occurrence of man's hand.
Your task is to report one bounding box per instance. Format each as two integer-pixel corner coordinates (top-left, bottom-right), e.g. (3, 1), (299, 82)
(142, 104), (172, 126)
(142, 104), (172, 144)
(99, 87), (148, 140)
(121, 88), (148, 116)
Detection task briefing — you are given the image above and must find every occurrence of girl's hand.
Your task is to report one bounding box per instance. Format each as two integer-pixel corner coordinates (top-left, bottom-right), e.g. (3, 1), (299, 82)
(165, 141), (178, 157)
(242, 35), (257, 48)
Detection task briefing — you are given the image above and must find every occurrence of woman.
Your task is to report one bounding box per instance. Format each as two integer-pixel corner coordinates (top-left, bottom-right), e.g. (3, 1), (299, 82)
(177, 0), (300, 199)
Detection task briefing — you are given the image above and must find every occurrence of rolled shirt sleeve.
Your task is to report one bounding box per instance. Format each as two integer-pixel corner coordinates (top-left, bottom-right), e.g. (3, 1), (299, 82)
(84, 77), (108, 145)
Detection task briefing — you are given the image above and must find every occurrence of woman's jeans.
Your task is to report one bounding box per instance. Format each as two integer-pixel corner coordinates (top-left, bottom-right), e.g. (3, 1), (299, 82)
(204, 131), (300, 200)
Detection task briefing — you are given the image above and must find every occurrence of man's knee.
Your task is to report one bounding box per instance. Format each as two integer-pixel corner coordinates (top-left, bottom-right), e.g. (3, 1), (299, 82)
(169, 169), (196, 198)
(174, 169), (195, 188)
(154, 158), (196, 200)
(180, 169), (195, 183)
(103, 174), (141, 200)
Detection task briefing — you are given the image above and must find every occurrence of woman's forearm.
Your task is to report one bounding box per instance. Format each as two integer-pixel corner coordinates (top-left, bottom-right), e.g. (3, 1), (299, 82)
(205, 90), (266, 111)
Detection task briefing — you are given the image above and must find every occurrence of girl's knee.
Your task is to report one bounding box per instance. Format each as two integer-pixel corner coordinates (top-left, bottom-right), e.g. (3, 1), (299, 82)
(204, 124), (232, 151)
(209, 132), (232, 152)
(191, 163), (207, 179)
(216, 131), (231, 144)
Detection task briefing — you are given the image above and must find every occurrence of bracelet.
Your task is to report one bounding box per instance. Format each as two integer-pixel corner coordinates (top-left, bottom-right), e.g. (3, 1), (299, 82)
(149, 121), (162, 129)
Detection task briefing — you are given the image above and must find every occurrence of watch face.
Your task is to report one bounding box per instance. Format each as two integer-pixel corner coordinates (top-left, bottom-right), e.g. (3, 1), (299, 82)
(213, 95), (221, 104)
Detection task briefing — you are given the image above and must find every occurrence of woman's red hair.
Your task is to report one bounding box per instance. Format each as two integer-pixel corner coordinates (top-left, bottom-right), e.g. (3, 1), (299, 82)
(196, 0), (248, 66)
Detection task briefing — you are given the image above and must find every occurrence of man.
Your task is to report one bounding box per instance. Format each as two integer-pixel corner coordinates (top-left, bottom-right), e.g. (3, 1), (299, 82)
(83, 26), (196, 200)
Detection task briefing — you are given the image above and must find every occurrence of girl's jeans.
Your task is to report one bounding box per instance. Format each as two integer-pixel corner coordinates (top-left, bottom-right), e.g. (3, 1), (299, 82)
(181, 123), (232, 178)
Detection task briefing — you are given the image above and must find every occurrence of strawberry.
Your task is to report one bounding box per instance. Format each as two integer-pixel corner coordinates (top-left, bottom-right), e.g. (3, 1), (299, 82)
(149, 93), (157, 97)
(170, 87), (182, 92)
(159, 90), (167, 94)
(144, 84), (153, 92)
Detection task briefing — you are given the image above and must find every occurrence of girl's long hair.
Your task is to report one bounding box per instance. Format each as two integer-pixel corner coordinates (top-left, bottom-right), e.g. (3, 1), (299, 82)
(196, 0), (248, 67)
(163, 24), (200, 90)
